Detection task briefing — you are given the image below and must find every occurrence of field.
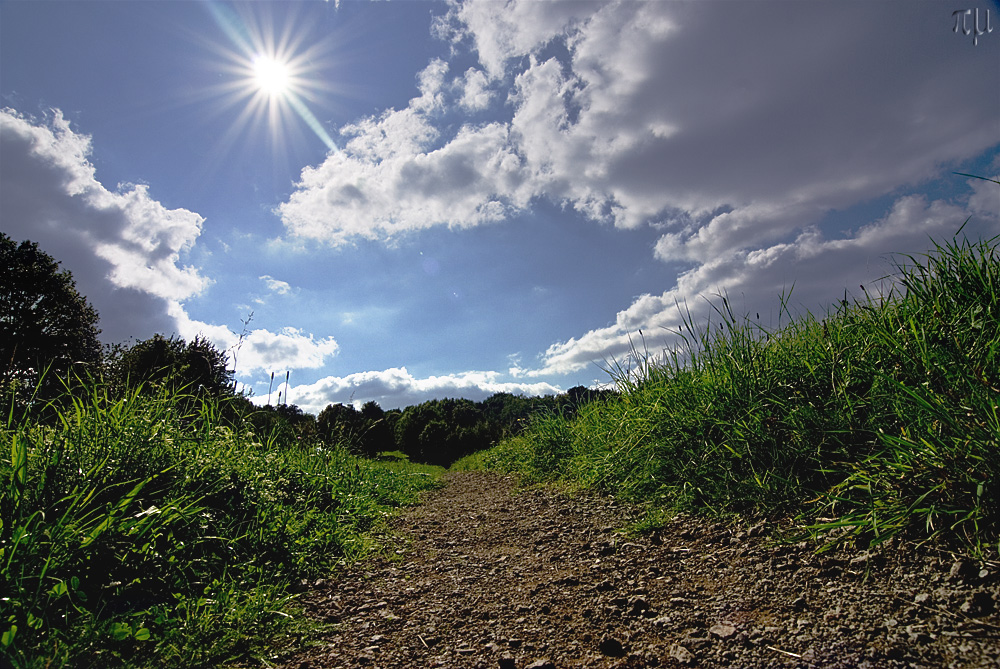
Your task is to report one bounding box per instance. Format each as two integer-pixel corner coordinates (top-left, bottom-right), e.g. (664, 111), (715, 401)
(3, 231), (997, 668)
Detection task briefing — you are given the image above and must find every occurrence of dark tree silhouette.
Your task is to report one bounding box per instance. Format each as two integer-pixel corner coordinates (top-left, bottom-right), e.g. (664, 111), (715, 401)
(105, 333), (233, 399)
(318, 402), (366, 452)
(311, 388), (618, 466)
(1, 234), (101, 395)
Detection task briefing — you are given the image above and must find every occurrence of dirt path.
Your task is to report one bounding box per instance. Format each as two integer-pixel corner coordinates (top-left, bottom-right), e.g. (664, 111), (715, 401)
(280, 471), (1000, 668)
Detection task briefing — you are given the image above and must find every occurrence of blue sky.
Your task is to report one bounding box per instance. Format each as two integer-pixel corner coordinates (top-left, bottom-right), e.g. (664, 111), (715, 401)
(2, 0), (998, 412)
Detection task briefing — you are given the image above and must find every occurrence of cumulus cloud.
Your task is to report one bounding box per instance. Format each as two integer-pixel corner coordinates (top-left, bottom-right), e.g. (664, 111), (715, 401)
(458, 67), (492, 111)
(168, 306), (339, 376)
(0, 108), (342, 380)
(279, 1), (996, 253)
(0, 108), (208, 341)
(524, 185), (1000, 377)
(275, 0), (998, 380)
(233, 327), (339, 373)
(273, 366), (562, 413)
(279, 121), (530, 244)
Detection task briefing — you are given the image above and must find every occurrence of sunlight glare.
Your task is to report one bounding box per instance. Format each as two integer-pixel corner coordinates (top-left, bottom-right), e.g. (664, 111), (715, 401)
(204, 1), (339, 152)
(253, 55), (290, 96)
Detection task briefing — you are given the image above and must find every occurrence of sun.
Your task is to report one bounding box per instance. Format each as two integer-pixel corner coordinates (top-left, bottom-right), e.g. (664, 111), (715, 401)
(252, 54), (291, 97)
(201, 3), (340, 151)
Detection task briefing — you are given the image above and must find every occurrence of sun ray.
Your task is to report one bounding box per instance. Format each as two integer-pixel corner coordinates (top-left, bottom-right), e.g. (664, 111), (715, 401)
(203, 1), (339, 152)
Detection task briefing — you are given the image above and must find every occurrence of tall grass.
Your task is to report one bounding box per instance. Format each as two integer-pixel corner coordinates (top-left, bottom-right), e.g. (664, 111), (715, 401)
(1, 382), (442, 668)
(481, 232), (999, 550)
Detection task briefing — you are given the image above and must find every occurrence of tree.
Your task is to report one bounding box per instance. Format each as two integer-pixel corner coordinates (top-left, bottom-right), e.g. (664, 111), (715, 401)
(1, 234), (101, 394)
(105, 334), (233, 399)
(318, 402), (365, 452)
(358, 400), (396, 456)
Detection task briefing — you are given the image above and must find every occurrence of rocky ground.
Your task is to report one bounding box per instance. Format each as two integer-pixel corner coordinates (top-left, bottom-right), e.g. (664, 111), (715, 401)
(278, 471), (1000, 668)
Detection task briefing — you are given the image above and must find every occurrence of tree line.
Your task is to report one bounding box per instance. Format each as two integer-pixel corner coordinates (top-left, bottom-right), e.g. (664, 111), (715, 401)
(1, 233), (614, 464)
(316, 385), (613, 466)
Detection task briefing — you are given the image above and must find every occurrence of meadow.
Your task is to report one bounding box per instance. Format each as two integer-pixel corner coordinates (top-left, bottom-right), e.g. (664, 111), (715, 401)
(1, 385), (443, 668)
(468, 231), (999, 552)
(3, 226), (996, 668)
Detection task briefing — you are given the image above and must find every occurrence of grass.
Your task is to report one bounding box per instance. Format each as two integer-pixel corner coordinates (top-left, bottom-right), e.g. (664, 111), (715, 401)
(479, 231), (999, 553)
(1, 383), (443, 668)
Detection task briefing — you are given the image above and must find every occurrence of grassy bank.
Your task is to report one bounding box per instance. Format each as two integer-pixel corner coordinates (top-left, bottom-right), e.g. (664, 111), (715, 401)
(472, 233), (999, 551)
(1, 385), (443, 668)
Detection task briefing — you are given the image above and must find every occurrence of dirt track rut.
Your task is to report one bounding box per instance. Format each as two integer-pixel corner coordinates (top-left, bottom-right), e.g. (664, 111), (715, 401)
(280, 471), (1000, 668)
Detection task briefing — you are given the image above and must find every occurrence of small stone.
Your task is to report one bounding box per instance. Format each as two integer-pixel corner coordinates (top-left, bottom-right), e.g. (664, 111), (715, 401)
(668, 643), (697, 665)
(457, 647), (476, 655)
(950, 560), (974, 579)
(914, 593), (931, 604)
(629, 596), (650, 615)
(525, 660), (555, 669)
(709, 623), (737, 639)
(683, 634), (712, 651)
(599, 636), (625, 657)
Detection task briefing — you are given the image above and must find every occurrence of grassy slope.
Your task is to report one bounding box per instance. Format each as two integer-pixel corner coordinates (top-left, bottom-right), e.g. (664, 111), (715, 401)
(470, 233), (999, 552)
(1, 387), (443, 668)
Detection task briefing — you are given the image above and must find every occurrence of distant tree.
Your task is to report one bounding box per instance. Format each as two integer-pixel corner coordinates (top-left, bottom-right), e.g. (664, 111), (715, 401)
(394, 398), (486, 466)
(556, 385), (615, 418)
(318, 402), (365, 452)
(246, 402), (317, 449)
(105, 334), (233, 399)
(359, 400), (384, 422)
(0, 234), (101, 396)
(358, 400), (396, 456)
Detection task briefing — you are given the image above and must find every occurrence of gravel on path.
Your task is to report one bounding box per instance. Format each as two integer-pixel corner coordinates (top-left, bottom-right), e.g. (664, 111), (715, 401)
(279, 471), (1000, 668)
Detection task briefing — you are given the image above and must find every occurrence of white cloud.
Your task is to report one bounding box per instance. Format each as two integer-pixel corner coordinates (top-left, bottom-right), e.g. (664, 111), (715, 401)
(458, 67), (492, 111)
(0, 108), (341, 381)
(0, 108), (209, 341)
(259, 274), (292, 295)
(274, 0), (998, 383)
(436, 0), (600, 79)
(523, 188), (1000, 377)
(168, 304), (339, 375)
(279, 121), (530, 244)
(279, 1), (997, 254)
(271, 366), (562, 413)
(234, 327), (339, 373)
